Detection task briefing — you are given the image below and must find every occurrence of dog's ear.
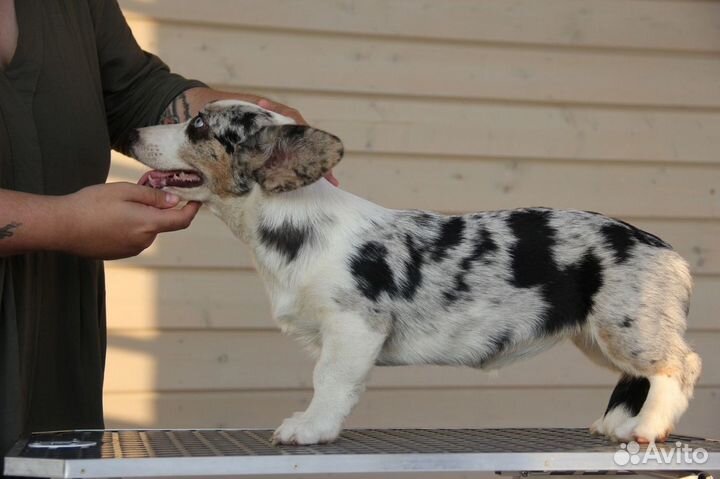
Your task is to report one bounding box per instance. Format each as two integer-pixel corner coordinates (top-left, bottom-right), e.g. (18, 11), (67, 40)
(242, 125), (344, 193)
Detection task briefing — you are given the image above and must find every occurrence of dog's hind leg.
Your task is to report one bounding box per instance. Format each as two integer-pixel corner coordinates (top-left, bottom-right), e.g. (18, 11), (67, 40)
(583, 250), (701, 443)
(629, 349), (701, 443)
(572, 330), (644, 439)
(587, 323), (701, 443)
(272, 312), (386, 445)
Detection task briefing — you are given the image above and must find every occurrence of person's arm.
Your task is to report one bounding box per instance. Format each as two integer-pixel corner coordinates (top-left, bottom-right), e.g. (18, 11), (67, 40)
(161, 87), (339, 186)
(0, 184), (199, 259)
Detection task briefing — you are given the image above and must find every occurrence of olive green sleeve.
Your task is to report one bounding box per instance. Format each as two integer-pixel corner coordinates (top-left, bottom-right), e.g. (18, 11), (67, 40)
(88, 0), (206, 149)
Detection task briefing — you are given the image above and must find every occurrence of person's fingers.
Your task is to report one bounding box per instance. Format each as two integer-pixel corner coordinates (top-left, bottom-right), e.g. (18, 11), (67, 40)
(152, 200), (201, 232)
(121, 183), (180, 209)
(324, 170), (340, 187)
(257, 98), (307, 125)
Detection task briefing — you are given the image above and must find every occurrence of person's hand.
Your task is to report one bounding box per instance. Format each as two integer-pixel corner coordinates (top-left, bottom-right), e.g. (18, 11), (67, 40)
(57, 183), (201, 260)
(257, 98), (339, 187)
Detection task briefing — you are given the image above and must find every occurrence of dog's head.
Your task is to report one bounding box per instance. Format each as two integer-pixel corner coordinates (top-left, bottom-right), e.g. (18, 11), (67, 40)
(124, 100), (344, 201)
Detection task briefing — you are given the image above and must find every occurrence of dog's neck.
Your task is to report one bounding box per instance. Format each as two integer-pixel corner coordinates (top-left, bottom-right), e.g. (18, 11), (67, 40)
(205, 179), (385, 273)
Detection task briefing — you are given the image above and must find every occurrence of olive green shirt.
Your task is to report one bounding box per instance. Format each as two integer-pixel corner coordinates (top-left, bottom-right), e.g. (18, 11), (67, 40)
(0, 0), (204, 461)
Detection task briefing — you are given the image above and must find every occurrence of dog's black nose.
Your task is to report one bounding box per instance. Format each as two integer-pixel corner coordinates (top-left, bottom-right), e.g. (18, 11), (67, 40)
(116, 128), (140, 156)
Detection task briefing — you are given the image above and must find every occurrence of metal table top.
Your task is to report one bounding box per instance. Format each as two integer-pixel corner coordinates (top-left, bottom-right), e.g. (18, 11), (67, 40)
(5, 428), (720, 478)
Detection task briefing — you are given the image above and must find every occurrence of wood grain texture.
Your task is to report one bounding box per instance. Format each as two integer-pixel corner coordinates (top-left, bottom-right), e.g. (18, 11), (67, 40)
(103, 330), (719, 392)
(119, 0), (720, 53)
(123, 18), (720, 108)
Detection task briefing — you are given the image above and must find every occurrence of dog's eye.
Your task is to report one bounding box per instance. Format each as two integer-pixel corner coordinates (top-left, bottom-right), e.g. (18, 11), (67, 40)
(193, 116), (205, 129)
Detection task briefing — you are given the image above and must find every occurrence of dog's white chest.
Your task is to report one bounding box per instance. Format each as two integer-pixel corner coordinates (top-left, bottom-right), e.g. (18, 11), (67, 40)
(269, 287), (324, 353)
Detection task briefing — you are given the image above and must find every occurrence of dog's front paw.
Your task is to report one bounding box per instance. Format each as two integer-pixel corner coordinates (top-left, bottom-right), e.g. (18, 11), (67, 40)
(272, 412), (343, 445)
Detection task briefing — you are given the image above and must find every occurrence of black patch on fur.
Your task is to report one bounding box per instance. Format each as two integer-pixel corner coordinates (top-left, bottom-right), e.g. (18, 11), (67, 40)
(605, 375), (650, 417)
(187, 115), (211, 143)
(400, 234), (424, 299)
(507, 209), (604, 334)
(443, 227), (497, 305)
(542, 251), (604, 334)
(615, 218), (670, 248)
(601, 223), (636, 263)
(432, 216), (465, 261)
(601, 220), (671, 264)
(230, 112), (258, 131)
(508, 209), (557, 288)
(443, 291), (459, 303)
(350, 242), (397, 301)
(216, 129), (241, 155)
(621, 316), (634, 328)
(281, 124), (308, 142)
(257, 221), (311, 262)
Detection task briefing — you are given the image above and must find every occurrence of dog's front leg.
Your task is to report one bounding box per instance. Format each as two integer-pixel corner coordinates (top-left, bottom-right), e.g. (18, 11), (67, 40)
(272, 313), (385, 445)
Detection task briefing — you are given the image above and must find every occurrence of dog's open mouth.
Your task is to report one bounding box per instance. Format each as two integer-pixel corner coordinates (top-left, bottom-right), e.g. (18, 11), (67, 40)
(138, 170), (204, 189)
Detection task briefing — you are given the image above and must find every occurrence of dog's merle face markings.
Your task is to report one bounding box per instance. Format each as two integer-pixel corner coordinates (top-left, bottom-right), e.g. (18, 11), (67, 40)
(186, 114), (212, 143)
(215, 110), (272, 155)
(258, 221), (313, 263)
(215, 129), (241, 155)
(138, 100), (343, 199)
(231, 111), (266, 131)
(166, 102), (282, 197)
(243, 124), (344, 193)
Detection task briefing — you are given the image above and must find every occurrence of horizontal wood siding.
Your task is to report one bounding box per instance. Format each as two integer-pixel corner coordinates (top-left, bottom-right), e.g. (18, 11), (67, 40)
(121, 18), (720, 108)
(110, 1), (719, 454)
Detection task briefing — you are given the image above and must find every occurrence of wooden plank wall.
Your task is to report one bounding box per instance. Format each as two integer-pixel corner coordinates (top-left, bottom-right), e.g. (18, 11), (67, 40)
(109, 0), (719, 459)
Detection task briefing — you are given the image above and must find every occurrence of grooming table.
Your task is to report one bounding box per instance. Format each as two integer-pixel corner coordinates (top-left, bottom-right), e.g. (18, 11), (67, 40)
(5, 428), (719, 478)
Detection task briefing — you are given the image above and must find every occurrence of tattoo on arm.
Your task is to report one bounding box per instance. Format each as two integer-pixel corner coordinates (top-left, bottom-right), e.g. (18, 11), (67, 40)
(0, 222), (21, 239)
(159, 91), (191, 125)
